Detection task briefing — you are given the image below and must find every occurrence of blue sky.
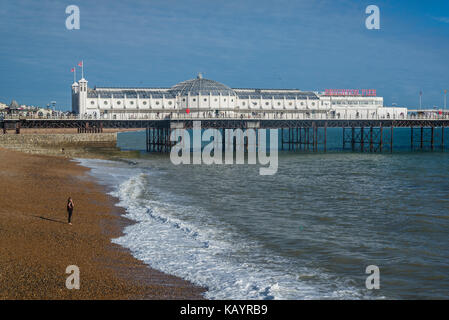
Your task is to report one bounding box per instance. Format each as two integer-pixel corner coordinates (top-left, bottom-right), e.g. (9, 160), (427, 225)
(0, 0), (448, 110)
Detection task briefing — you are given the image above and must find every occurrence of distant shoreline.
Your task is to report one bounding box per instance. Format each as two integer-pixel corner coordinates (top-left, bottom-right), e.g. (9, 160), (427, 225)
(0, 147), (205, 299)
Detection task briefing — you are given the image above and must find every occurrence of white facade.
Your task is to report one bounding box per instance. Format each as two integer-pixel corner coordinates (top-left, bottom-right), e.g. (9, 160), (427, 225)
(71, 74), (407, 119)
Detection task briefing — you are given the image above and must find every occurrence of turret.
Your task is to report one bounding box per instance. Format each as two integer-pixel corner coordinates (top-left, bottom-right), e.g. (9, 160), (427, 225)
(78, 78), (88, 114)
(71, 81), (79, 113)
(71, 81), (79, 93)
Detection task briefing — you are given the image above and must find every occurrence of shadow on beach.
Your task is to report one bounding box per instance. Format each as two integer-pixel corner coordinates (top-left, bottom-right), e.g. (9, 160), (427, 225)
(32, 215), (67, 224)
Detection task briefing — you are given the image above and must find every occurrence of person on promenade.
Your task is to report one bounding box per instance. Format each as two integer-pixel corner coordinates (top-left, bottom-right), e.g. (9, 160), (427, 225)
(67, 197), (74, 225)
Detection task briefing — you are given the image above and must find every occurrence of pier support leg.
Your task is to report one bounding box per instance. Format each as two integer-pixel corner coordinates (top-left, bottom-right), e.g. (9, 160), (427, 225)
(431, 126), (434, 151)
(281, 128), (284, 151)
(288, 128), (291, 151)
(420, 127), (424, 150)
(296, 128), (299, 151)
(15, 122), (20, 134)
(308, 127), (311, 151)
(411, 127), (414, 151)
(160, 128), (163, 152)
(360, 127), (364, 152)
(152, 128), (155, 152)
(244, 129), (248, 153)
(146, 127), (149, 151)
(165, 128), (168, 152)
(221, 129), (226, 154)
(159, 128), (163, 152)
(351, 127), (355, 151)
(304, 128), (307, 150)
(162, 128), (165, 152)
(442, 127), (445, 151)
(168, 128), (172, 152)
(390, 126), (394, 153)
(312, 123), (315, 152)
(369, 127), (373, 152)
(324, 122), (327, 152)
(380, 125), (383, 152)
(159, 128), (162, 152)
(342, 127), (345, 149)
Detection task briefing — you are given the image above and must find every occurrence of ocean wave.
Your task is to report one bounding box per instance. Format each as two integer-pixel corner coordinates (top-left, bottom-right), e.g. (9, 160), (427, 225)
(77, 158), (370, 300)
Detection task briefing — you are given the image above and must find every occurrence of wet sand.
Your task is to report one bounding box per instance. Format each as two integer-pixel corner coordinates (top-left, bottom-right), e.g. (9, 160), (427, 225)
(0, 148), (205, 299)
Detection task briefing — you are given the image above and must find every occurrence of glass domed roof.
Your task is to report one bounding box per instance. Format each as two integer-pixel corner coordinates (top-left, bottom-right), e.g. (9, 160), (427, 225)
(170, 73), (236, 96)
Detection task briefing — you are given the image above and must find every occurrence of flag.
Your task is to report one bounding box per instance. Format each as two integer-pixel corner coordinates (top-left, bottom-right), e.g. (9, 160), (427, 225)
(71, 68), (75, 72)
(78, 61), (83, 67)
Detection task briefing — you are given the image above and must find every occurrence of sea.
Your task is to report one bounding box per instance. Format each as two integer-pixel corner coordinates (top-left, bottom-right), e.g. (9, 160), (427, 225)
(77, 128), (449, 299)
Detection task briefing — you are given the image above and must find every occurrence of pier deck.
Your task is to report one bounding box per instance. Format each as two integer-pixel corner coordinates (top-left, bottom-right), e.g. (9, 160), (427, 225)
(1, 117), (449, 153)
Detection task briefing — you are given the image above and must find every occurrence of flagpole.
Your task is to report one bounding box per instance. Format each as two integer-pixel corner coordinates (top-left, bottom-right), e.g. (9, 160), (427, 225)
(419, 91), (422, 110)
(82, 60), (84, 79)
(74, 67), (76, 83)
(445, 89), (447, 110)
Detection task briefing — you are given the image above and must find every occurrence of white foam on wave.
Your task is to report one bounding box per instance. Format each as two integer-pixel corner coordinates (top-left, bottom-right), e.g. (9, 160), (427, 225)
(76, 158), (370, 300)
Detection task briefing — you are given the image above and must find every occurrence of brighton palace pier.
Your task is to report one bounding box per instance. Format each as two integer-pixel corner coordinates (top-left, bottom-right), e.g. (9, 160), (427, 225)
(2, 73), (449, 153)
(72, 73), (405, 121)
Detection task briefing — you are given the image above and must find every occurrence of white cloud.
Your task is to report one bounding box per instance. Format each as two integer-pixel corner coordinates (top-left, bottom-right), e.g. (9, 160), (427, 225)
(432, 16), (449, 24)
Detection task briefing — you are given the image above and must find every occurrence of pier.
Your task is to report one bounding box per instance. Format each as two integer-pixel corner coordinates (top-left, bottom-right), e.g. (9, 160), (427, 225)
(1, 114), (449, 153)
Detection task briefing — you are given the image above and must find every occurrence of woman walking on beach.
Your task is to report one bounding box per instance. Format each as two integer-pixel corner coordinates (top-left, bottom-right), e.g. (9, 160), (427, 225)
(67, 197), (74, 225)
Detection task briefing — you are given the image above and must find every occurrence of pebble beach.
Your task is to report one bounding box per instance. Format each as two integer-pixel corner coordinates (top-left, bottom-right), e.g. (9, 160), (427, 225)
(0, 147), (205, 299)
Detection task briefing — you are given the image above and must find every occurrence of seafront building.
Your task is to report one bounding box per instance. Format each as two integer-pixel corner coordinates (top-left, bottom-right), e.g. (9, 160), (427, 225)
(0, 100), (60, 118)
(71, 73), (407, 119)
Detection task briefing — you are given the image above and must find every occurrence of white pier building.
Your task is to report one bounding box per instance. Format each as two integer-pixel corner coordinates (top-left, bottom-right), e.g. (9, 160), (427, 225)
(71, 73), (406, 120)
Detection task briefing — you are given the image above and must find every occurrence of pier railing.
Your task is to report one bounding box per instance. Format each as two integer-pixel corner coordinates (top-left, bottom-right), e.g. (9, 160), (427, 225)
(1, 110), (449, 121)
